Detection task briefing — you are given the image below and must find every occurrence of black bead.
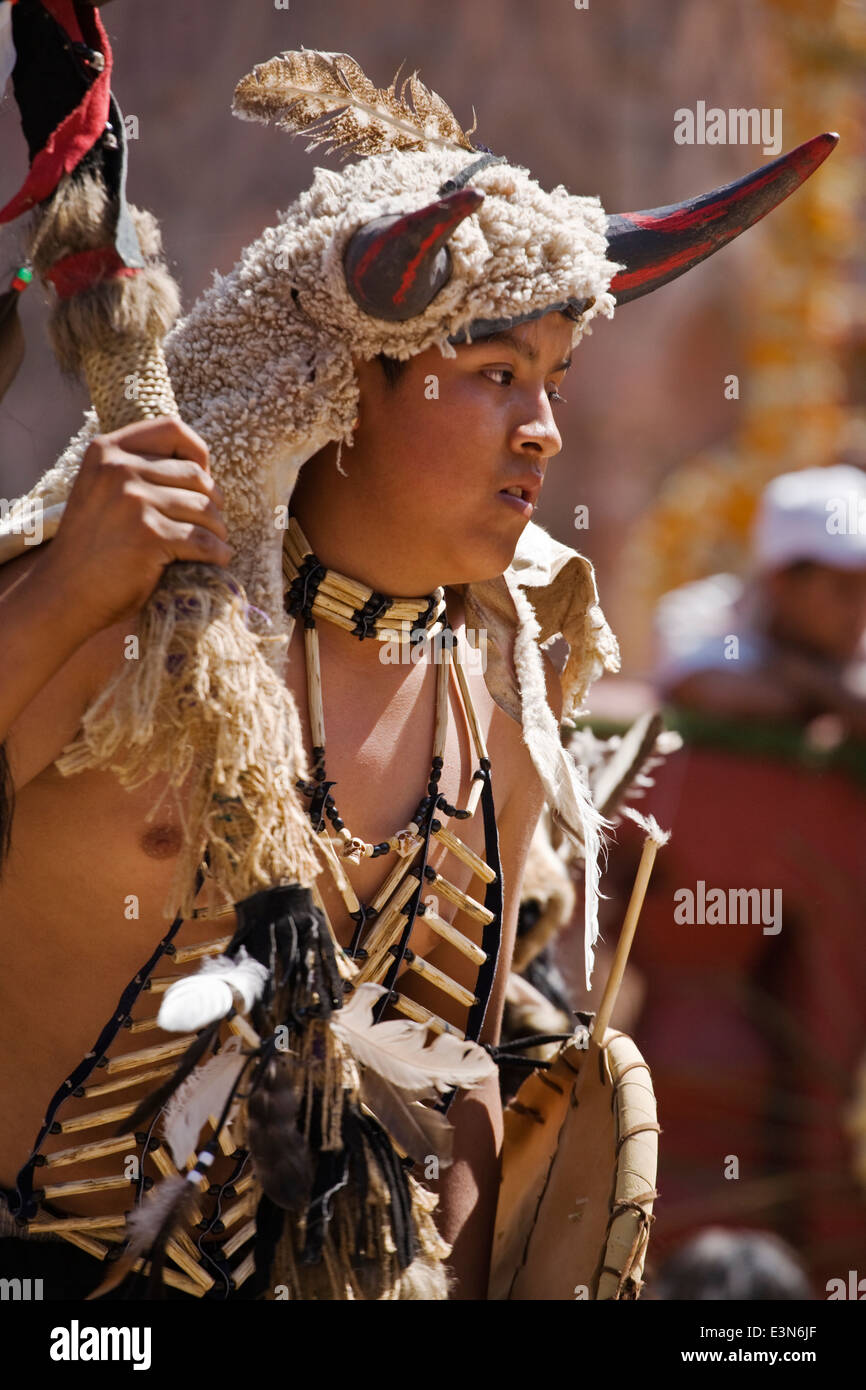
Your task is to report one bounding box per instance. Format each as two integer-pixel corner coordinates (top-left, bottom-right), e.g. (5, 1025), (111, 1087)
(455, 809), (472, 820)
(332, 818), (344, 831)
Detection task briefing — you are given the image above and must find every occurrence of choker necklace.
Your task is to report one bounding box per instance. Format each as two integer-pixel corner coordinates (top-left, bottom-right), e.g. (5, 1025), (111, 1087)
(282, 516), (504, 1048)
(283, 515), (447, 644)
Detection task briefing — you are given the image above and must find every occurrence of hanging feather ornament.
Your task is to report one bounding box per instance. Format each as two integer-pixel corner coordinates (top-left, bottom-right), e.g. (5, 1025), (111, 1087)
(121, 883), (494, 1299)
(160, 1038), (249, 1169)
(156, 947), (268, 1033)
(232, 48), (477, 160)
(0, 1), (16, 92)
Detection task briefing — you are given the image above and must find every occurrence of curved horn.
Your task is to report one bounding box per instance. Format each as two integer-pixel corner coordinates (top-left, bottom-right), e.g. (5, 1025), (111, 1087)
(607, 132), (838, 304)
(343, 187), (483, 321)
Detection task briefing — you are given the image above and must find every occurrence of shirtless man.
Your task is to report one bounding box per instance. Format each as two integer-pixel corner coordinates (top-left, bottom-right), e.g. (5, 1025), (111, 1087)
(0, 310), (569, 1300)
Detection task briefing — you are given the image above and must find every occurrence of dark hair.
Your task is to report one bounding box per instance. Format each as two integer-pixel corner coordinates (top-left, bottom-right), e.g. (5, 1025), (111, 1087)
(376, 352), (409, 388)
(0, 741), (13, 871)
(782, 559), (819, 578)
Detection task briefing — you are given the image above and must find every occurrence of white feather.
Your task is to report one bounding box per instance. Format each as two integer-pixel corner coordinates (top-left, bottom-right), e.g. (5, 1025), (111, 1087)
(161, 1038), (248, 1168)
(0, 5), (15, 94)
(157, 946), (268, 1032)
(330, 983), (496, 1099)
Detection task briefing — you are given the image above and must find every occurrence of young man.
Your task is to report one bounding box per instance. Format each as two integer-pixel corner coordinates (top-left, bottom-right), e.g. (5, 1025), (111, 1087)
(0, 313), (574, 1301)
(0, 43), (835, 1299)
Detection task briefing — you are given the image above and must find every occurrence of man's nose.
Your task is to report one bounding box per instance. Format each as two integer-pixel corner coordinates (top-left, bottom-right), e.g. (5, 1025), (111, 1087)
(512, 402), (562, 458)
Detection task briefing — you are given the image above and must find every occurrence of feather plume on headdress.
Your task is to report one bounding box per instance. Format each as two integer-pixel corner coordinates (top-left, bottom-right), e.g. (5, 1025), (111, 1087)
(232, 49), (477, 159)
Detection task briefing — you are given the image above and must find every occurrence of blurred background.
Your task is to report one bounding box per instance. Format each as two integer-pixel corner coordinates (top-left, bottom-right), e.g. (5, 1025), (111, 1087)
(2, 0), (865, 1300)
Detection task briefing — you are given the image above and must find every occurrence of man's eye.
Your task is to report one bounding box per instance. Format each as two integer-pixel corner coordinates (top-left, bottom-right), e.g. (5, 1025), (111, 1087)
(483, 368), (513, 386)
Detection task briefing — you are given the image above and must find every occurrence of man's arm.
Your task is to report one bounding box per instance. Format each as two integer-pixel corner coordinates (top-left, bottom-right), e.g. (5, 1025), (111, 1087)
(0, 417), (229, 859)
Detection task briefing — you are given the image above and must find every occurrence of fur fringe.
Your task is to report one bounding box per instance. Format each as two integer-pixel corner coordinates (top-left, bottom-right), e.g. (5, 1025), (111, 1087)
(509, 581), (610, 989)
(265, 1164), (452, 1300)
(28, 168), (180, 376)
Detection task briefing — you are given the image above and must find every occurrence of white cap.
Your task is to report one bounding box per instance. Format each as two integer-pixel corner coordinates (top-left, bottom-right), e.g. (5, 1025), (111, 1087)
(752, 466), (866, 572)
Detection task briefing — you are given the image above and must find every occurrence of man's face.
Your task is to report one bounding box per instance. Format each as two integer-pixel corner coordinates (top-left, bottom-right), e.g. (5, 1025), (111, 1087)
(347, 311), (574, 587)
(767, 562), (866, 661)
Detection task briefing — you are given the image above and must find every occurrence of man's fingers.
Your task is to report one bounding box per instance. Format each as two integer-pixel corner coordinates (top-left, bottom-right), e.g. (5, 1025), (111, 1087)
(131, 456), (225, 505)
(85, 416), (211, 473)
(144, 490), (229, 543)
(157, 519), (233, 568)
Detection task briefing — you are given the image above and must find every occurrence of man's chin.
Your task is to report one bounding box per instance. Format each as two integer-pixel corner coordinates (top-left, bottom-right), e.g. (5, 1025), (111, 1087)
(441, 549), (524, 589)
(431, 515), (530, 587)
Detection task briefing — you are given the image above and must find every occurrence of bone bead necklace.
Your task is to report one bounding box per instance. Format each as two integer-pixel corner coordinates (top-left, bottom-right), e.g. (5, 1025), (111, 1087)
(283, 515), (503, 1044)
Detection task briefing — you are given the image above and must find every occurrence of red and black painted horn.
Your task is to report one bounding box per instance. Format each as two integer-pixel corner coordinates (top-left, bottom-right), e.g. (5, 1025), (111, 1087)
(343, 186), (484, 322)
(606, 131), (839, 305)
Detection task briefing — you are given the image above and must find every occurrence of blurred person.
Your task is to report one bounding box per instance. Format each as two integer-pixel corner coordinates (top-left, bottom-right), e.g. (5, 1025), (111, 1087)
(649, 1227), (813, 1301)
(654, 466), (866, 741)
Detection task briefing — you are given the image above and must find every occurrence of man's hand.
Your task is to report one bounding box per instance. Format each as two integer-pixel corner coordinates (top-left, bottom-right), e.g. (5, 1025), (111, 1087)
(39, 416), (231, 635)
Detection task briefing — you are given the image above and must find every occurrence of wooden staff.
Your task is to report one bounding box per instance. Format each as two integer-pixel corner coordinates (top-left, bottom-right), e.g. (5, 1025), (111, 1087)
(591, 812), (670, 1047)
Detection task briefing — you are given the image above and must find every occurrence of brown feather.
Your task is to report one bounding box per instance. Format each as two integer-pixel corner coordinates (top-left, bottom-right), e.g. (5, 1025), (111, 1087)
(360, 1071), (455, 1166)
(232, 49), (476, 160)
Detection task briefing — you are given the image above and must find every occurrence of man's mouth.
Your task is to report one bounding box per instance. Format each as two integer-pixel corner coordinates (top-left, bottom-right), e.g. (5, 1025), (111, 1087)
(497, 484), (537, 518)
